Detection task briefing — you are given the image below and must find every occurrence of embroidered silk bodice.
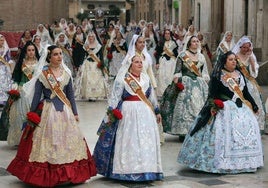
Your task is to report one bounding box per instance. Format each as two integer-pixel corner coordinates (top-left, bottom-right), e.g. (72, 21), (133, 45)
(30, 70), (77, 115)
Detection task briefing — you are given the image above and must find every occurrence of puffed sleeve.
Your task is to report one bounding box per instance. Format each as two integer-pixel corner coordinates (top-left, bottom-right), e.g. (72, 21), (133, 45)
(30, 79), (44, 111)
(66, 79), (78, 115)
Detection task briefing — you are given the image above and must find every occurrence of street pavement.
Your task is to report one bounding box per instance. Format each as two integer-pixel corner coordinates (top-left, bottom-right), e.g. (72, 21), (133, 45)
(0, 86), (268, 188)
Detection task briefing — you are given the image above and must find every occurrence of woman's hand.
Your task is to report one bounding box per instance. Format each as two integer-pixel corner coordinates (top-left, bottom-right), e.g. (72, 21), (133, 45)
(74, 115), (79, 122)
(156, 114), (162, 124)
(173, 77), (179, 84)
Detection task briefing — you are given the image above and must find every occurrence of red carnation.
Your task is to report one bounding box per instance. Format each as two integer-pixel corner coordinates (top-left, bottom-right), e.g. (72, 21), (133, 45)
(112, 109), (123, 120)
(27, 112), (41, 125)
(214, 99), (224, 109)
(177, 82), (184, 91)
(107, 53), (113, 60)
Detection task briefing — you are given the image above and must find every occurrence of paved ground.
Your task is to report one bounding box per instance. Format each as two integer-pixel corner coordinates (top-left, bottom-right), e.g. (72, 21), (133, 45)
(0, 86), (268, 188)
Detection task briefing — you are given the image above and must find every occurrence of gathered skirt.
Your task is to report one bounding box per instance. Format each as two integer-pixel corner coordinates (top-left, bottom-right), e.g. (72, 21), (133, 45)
(178, 100), (263, 173)
(7, 101), (96, 187)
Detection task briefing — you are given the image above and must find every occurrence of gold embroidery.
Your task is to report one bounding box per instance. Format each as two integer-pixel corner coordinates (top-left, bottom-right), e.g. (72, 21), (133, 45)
(0, 55), (11, 68)
(125, 73), (154, 112)
(43, 68), (71, 108)
(180, 52), (201, 76)
(220, 43), (228, 54)
(222, 72), (253, 110)
(22, 64), (33, 80)
(236, 56), (261, 91)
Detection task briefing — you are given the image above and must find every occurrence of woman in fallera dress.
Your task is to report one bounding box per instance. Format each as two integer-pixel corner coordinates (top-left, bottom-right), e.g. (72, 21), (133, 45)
(155, 29), (178, 97)
(123, 34), (157, 88)
(232, 36), (265, 133)
(71, 25), (86, 70)
(7, 45), (96, 187)
(54, 32), (74, 76)
(94, 55), (163, 181)
(215, 31), (235, 66)
(108, 31), (128, 78)
(0, 34), (14, 107)
(74, 31), (108, 100)
(32, 34), (45, 57)
(161, 35), (209, 140)
(178, 51), (263, 173)
(6, 41), (40, 146)
(0, 34), (14, 140)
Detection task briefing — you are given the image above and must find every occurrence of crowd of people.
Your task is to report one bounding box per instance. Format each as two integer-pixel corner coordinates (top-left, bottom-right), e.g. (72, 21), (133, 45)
(0, 17), (267, 187)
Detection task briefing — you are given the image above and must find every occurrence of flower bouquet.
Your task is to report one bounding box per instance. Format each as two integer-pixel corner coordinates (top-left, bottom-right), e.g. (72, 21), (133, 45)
(208, 98), (224, 123)
(8, 89), (20, 101)
(176, 82), (185, 91)
(4, 89), (21, 113)
(107, 107), (123, 124)
(97, 107), (123, 136)
(23, 101), (43, 139)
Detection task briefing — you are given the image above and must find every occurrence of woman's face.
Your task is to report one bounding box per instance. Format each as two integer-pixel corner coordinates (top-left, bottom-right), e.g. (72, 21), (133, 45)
(225, 54), (237, 71)
(24, 31), (31, 38)
(135, 37), (145, 52)
(34, 36), (41, 44)
(130, 56), (143, 73)
(164, 30), (171, 40)
(76, 27), (82, 33)
(188, 36), (199, 50)
(225, 33), (232, 42)
(189, 25), (194, 32)
(49, 48), (62, 66)
(69, 24), (74, 30)
(197, 34), (203, 41)
(240, 42), (251, 54)
(109, 25), (114, 31)
(88, 35), (95, 43)
(116, 32), (122, 39)
(82, 19), (88, 26)
(148, 24), (153, 31)
(59, 34), (65, 42)
(26, 45), (36, 58)
(38, 25), (44, 32)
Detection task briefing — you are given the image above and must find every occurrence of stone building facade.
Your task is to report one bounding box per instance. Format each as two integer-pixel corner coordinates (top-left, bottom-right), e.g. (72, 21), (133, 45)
(0, 0), (69, 31)
(133, 0), (267, 62)
(193, 0), (267, 61)
(69, 0), (126, 26)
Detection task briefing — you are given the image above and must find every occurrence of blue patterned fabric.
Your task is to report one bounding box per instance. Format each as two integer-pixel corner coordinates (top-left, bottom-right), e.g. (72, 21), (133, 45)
(93, 88), (163, 181)
(178, 101), (263, 174)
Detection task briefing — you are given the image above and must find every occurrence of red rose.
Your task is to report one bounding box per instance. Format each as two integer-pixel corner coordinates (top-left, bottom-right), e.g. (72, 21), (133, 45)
(27, 112), (41, 125)
(106, 47), (111, 51)
(214, 99), (224, 109)
(112, 109), (123, 120)
(176, 82), (184, 91)
(107, 53), (113, 60)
